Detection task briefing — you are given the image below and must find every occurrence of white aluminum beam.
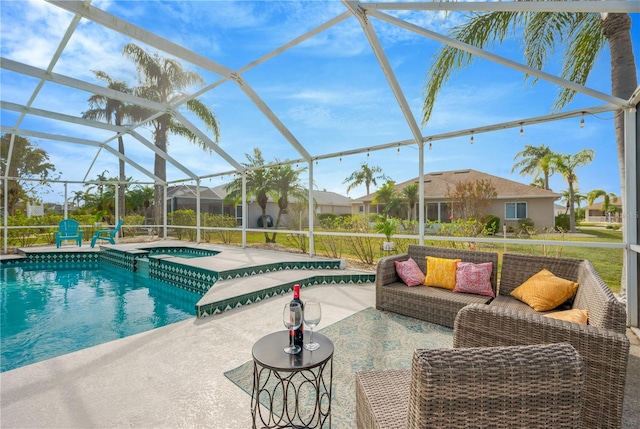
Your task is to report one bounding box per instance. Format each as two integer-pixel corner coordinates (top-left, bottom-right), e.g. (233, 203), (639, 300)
(128, 131), (199, 180)
(624, 106), (638, 327)
(233, 77), (312, 161)
(0, 101), (193, 184)
(306, 104), (619, 163)
(47, 0), (233, 78)
(343, 1), (424, 145)
(2, 101), (126, 133)
(0, 58), (168, 112)
(364, 2), (640, 13)
(369, 10), (630, 107)
(171, 111), (244, 170)
(47, 0), (313, 163)
(0, 126), (161, 183)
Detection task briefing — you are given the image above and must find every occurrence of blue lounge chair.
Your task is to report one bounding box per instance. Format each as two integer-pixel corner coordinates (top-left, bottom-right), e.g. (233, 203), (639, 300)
(55, 219), (83, 248)
(91, 218), (123, 248)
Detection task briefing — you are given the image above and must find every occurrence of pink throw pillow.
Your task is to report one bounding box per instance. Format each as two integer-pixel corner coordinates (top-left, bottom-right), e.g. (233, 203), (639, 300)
(395, 258), (425, 287)
(453, 261), (494, 297)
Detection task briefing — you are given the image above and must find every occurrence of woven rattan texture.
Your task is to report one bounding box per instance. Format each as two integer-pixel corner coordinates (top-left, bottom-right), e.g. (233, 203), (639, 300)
(356, 343), (585, 429)
(454, 304), (630, 429)
(356, 370), (410, 429)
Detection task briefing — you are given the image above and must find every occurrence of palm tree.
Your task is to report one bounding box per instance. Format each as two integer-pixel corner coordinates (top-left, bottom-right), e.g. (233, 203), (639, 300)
(373, 181), (403, 218)
(123, 43), (220, 233)
(560, 188), (585, 216)
(343, 164), (390, 215)
(573, 190), (586, 220)
(422, 11), (636, 208)
(551, 149), (595, 232)
(586, 189), (619, 222)
(402, 183), (420, 221)
(511, 144), (555, 190)
(82, 71), (137, 219)
(71, 190), (85, 209)
(224, 148), (274, 243)
(268, 162), (307, 243)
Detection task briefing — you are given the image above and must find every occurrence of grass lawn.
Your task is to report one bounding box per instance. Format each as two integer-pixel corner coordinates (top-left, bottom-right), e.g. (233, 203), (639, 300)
(7, 224), (624, 293)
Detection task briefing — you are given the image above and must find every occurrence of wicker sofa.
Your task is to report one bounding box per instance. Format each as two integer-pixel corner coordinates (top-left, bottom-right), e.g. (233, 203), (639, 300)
(375, 245), (499, 328)
(375, 245), (630, 429)
(356, 343), (585, 429)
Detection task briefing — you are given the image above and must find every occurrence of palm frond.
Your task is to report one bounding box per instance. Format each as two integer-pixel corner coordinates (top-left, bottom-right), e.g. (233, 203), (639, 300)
(522, 12), (574, 84)
(555, 13), (605, 110)
(423, 11), (521, 125)
(187, 98), (220, 144)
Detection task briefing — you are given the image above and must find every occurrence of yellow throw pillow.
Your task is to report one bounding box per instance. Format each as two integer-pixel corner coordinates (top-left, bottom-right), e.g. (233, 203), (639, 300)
(424, 256), (461, 290)
(544, 309), (588, 325)
(510, 269), (579, 312)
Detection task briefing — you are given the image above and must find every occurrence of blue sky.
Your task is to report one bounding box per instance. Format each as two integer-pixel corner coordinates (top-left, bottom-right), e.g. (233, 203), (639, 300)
(1, 1), (639, 205)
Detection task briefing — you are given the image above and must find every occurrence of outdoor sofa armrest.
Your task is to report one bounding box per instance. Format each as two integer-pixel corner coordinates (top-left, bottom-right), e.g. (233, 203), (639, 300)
(375, 253), (409, 310)
(376, 253), (409, 287)
(453, 303), (630, 429)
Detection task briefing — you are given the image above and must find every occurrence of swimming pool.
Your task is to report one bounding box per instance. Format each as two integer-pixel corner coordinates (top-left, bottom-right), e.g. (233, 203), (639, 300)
(1, 261), (202, 372)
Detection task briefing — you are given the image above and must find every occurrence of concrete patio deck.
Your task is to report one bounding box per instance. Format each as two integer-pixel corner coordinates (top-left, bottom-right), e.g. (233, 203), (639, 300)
(1, 242), (638, 428)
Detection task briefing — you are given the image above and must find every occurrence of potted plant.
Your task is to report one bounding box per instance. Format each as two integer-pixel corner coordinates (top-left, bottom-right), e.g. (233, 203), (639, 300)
(374, 218), (397, 251)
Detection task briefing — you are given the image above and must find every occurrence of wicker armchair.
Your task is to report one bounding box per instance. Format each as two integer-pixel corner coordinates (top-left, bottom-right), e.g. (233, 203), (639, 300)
(356, 343), (585, 429)
(454, 304), (629, 429)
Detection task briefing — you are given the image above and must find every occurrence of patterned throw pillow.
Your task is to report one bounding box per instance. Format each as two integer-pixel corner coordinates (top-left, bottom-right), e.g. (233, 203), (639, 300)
(453, 262), (494, 297)
(394, 257), (425, 287)
(510, 269), (579, 312)
(424, 256), (461, 290)
(544, 309), (589, 325)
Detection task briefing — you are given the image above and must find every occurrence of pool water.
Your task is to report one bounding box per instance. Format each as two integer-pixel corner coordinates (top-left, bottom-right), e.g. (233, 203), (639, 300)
(1, 262), (202, 372)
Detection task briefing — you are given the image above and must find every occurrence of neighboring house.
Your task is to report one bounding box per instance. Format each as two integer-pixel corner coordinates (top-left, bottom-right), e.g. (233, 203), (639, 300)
(585, 198), (622, 223)
(209, 184), (353, 228)
(554, 203), (568, 218)
(167, 184), (235, 218)
(312, 190), (353, 216)
(351, 169), (561, 229)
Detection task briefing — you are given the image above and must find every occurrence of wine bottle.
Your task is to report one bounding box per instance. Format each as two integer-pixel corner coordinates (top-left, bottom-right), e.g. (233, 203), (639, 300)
(291, 284), (304, 349)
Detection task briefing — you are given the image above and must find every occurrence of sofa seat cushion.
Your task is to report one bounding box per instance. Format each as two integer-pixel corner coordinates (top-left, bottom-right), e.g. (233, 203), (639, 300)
(489, 295), (545, 314)
(379, 282), (493, 327)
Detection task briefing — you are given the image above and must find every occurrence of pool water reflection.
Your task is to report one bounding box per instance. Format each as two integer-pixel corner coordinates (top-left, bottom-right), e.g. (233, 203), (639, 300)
(1, 262), (201, 372)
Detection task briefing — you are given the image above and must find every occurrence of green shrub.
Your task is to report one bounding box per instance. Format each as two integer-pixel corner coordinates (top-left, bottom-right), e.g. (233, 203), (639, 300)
(482, 214), (500, 235)
(201, 213), (238, 243)
(555, 214), (570, 232)
(317, 213), (338, 226)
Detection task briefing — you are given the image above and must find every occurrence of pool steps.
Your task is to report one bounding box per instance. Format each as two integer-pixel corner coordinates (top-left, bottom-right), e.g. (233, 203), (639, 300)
(3, 245), (375, 318)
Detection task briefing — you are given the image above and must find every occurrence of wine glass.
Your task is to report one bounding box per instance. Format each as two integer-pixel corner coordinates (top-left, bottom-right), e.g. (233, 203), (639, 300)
(303, 300), (321, 351)
(283, 302), (302, 354)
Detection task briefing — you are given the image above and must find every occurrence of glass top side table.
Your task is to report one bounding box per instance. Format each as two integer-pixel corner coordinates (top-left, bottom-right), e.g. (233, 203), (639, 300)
(251, 331), (334, 429)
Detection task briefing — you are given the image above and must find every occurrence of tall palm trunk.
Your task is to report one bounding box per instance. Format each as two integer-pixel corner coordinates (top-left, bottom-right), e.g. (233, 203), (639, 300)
(154, 115), (169, 236)
(603, 13), (637, 297)
(568, 179), (577, 233)
(603, 13), (636, 197)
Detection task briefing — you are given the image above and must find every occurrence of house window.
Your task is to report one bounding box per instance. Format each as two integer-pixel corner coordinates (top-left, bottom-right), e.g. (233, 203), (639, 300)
(359, 206), (364, 213)
(426, 202), (452, 222)
(505, 202), (527, 219)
